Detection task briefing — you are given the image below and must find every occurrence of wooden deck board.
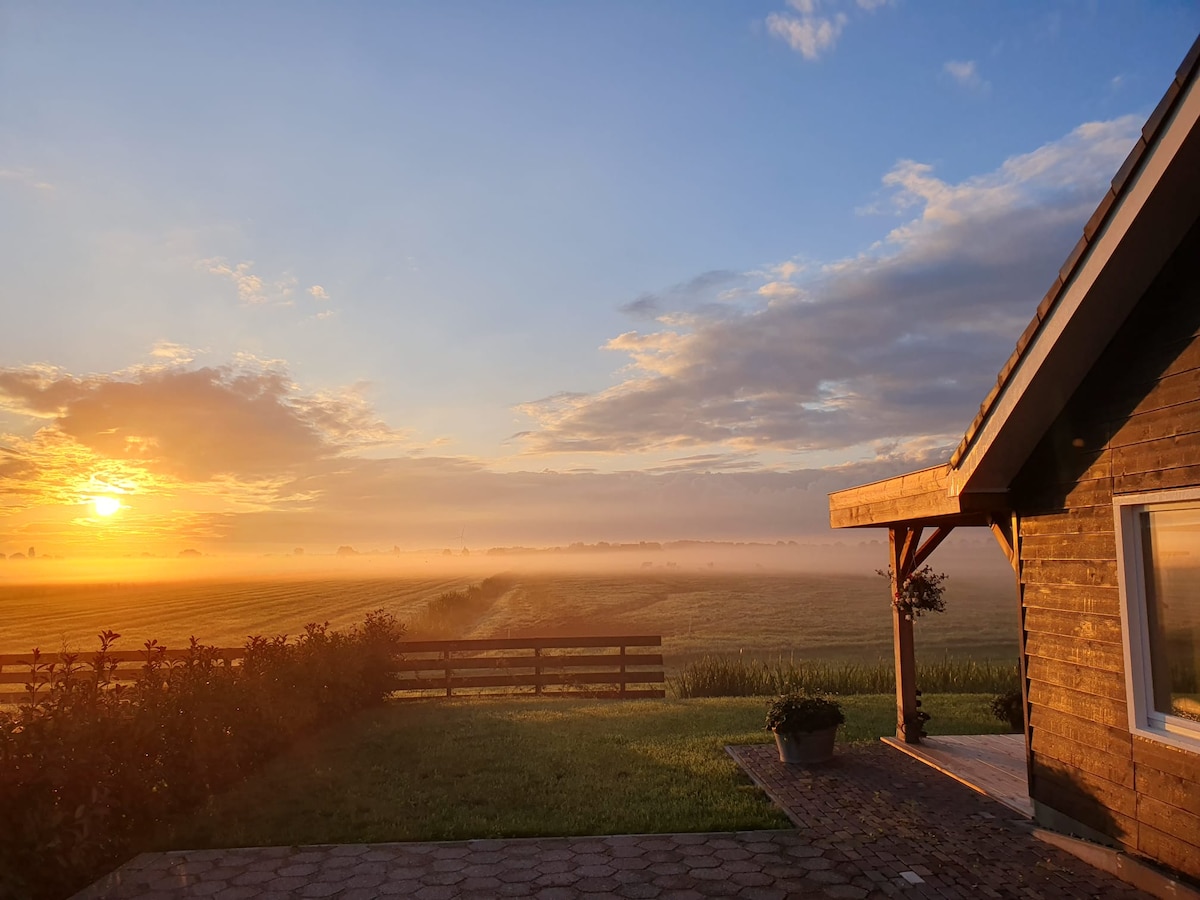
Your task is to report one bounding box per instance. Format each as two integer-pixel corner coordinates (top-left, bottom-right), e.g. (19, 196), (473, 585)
(881, 734), (1033, 818)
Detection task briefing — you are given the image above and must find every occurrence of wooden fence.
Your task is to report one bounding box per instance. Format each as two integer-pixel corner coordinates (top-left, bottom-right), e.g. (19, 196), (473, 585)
(392, 635), (665, 698)
(0, 648), (244, 702)
(0, 635), (665, 702)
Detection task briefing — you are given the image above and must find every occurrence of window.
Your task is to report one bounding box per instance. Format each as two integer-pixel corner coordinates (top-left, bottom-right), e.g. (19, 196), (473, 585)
(1116, 487), (1200, 752)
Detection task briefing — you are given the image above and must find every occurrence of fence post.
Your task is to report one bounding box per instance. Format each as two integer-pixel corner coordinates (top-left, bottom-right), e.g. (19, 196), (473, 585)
(619, 644), (627, 698)
(443, 648), (452, 698)
(534, 646), (542, 695)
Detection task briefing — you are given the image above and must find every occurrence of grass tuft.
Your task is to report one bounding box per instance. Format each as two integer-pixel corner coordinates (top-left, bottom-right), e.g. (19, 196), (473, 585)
(671, 654), (1019, 698)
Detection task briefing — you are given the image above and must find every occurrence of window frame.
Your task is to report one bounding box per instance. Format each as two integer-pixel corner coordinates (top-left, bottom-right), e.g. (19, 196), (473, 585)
(1115, 486), (1200, 754)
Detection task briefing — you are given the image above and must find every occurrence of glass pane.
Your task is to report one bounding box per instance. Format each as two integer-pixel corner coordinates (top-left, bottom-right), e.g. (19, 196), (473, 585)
(1141, 505), (1200, 723)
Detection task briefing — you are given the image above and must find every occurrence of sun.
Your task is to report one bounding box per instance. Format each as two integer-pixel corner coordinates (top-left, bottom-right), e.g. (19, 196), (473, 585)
(93, 496), (121, 517)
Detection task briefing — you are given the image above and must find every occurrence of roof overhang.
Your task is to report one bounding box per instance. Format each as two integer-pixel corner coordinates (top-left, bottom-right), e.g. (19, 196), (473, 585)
(829, 37), (1200, 532)
(949, 63), (1200, 496)
(828, 465), (1007, 529)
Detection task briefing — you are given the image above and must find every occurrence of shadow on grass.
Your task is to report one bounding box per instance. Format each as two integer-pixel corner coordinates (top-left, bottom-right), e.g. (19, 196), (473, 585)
(159, 693), (1006, 851)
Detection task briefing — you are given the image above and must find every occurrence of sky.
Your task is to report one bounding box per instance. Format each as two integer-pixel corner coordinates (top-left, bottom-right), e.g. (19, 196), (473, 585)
(1, 1), (1198, 560)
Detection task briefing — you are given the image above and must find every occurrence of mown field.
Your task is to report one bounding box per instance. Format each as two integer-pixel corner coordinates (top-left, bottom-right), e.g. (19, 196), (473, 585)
(0, 569), (1018, 665)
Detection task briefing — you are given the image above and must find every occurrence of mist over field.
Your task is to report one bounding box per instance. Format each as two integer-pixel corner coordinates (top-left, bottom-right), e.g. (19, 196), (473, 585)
(0, 531), (1016, 664)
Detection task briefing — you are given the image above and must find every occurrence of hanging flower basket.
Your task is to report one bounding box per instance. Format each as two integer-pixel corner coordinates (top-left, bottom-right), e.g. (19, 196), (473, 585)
(878, 565), (948, 619)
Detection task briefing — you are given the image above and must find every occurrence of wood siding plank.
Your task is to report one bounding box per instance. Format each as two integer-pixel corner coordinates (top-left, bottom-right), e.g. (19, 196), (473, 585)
(1113, 463), (1200, 494)
(1028, 679), (1128, 728)
(1019, 531), (1117, 561)
(1031, 728), (1135, 788)
(1025, 657), (1128, 702)
(1023, 608), (1123, 644)
(1112, 430), (1200, 476)
(1029, 706), (1132, 758)
(1136, 795), (1200, 849)
(1137, 823), (1200, 882)
(1109, 399), (1200, 448)
(1025, 632), (1125, 672)
(1134, 764), (1200, 819)
(1019, 508), (1114, 536)
(1021, 583), (1120, 616)
(1021, 558), (1118, 588)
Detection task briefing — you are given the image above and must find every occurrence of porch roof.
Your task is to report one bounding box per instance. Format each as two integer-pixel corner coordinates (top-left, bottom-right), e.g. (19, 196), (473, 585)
(829, 35), (1200, 532)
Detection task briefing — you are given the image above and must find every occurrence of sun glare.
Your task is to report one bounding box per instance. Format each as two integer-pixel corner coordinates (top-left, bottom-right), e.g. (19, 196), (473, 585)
(93, 496), (121, 517)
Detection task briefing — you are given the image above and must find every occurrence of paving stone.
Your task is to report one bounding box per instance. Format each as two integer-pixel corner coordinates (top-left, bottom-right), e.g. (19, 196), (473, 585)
(576, 863), (616, 877)
(618, 882), (663, 899)
(377, 878), (423, 895)
(735, 888), (786, 900)
(535, 871), (580, 887)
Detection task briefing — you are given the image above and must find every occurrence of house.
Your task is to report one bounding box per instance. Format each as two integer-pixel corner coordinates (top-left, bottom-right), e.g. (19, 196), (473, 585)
(827, 35), (1200, 882)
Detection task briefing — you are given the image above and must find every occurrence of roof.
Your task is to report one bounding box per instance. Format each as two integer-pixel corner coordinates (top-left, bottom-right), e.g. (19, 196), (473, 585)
(830, 34), (1200, 529)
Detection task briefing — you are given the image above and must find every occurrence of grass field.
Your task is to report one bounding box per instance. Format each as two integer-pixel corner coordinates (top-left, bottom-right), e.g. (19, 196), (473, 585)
(0, 570), (1018, 666)
(159, 693), (1009, 850)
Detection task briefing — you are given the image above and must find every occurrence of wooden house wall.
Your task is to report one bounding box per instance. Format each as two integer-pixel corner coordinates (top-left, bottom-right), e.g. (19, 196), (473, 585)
(1011, 216), (1200, 880)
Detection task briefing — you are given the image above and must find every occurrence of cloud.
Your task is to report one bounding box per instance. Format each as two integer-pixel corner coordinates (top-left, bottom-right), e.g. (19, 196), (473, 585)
(618, 270), (741, 320)
(0, 359), (401, 482)
(309, 285), (330, 301)
(202, 259), (296, 305)
(517, 115), (1141, 461)
(0, 167), (54, 191)
(943, 60), (988, 92)
(209, 450), (942, 549)
(766, 0), (890, 61)
(149, 341), (197, 365)
(767, 10), (847, 61)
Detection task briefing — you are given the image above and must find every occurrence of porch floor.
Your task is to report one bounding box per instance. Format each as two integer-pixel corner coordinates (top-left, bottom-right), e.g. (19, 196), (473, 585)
(882, 733), (1033, 818)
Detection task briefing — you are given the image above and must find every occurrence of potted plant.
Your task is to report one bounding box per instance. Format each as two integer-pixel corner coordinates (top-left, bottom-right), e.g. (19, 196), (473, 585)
(765, 693), (845, 765)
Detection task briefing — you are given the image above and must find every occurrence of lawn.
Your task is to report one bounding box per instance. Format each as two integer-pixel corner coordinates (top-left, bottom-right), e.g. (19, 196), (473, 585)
(160, 693), (1010, 850)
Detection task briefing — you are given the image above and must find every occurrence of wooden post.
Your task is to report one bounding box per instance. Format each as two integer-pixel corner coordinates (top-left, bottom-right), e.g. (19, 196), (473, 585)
(990, 512), (1033, 787)
(534, 646), (542, 695)
(890, 527), (921, 744)
(443, 648), (452, 698)
(619, 644), (627, 698)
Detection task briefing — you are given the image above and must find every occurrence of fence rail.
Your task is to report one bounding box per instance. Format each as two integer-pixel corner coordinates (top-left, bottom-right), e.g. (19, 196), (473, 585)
(392, 635), (665, 699)
(0, 649), (245, 701)
(0, 635), (666, 702)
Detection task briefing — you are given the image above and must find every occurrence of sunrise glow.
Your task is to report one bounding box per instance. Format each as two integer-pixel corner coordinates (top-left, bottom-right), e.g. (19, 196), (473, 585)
(93, 496), (121, 517)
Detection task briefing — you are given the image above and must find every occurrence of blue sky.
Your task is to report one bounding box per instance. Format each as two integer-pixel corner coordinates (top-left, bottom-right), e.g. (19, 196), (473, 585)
(1, 2), (1197, 555)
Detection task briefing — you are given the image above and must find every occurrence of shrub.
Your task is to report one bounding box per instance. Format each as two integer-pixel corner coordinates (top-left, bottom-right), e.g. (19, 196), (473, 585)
(0, 609), (405, 900)
(410, 575), (513, 637)
(765, 694), (845, 733)
(990, 689), (1025, 732)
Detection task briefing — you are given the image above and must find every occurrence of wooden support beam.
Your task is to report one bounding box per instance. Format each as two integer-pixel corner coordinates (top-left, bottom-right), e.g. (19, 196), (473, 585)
(989, 514), (1017, 567)
(898, 526), (923, 581)
(890, 527), (921, 744)
(911, 525), (954, 572)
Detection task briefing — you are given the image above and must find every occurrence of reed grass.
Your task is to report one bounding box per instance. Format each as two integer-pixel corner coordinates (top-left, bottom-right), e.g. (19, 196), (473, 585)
(671, 654), (1019, 698)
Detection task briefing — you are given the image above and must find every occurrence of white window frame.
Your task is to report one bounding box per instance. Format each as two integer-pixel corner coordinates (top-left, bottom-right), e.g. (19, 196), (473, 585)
(1115, 486), (1200, 754)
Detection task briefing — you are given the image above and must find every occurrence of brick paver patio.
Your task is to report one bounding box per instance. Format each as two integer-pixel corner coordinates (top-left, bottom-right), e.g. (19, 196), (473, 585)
(74, 742), (1149, 899)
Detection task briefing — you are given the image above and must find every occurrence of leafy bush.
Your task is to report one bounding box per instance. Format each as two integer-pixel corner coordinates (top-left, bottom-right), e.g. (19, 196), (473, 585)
(672, 655), (1019, 698)
(765, 694), (845, 733)
(990, 689), (1025, 732)
(410, 575), (513, 637)
(0, 609), (405, 900)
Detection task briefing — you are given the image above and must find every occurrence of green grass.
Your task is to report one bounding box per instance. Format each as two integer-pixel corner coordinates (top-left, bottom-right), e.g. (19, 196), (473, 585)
(160, 693), (1009, 850)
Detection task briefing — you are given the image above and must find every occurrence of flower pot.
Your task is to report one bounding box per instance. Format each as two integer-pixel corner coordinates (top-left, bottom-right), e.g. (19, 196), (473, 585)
(773, 726), (838, 765)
